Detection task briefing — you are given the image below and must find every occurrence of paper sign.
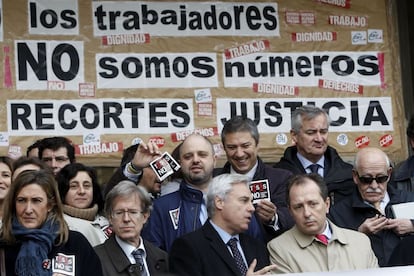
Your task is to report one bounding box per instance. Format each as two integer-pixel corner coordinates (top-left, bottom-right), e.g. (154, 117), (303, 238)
(150, 152), (181, 181)
(52, 253), (75, 276)
(249, 179), (270, 204)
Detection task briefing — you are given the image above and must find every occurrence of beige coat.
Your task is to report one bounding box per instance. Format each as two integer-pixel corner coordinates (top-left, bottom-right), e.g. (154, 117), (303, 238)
(267, 220), (378, 273)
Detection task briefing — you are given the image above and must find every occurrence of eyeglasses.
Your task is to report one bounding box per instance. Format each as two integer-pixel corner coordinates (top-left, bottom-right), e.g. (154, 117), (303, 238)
(356, 173), (389, 185)
(111, 209), (143, 220)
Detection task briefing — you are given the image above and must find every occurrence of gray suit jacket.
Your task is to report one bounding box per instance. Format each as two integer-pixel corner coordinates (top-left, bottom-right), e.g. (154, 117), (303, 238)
(95, 235), (169, 276)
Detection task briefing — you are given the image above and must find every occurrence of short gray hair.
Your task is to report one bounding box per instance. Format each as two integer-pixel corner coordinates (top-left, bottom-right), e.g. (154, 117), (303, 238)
(291, 105), (331, 134)
(104, 180), (153, 218)
(207, 174), (250, 218)
(221, 116), (259, 146)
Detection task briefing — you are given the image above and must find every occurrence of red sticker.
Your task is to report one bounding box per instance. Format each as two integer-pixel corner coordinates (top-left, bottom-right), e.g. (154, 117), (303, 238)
(379, 134), (393, 147)
(149, 136), (165, 148)
(355, 135), (370, 149)
(75, 142), (123, 155)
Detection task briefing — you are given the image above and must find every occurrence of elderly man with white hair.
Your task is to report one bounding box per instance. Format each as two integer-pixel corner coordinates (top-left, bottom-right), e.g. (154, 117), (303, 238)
(329, 147), (414, 266)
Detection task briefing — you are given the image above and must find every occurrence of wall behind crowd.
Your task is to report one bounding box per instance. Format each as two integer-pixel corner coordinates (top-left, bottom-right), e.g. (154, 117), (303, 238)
(0, 0), (406, 167)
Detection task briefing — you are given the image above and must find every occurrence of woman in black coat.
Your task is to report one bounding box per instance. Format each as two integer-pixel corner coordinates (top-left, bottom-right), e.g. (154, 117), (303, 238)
(0, 169), (103, 276)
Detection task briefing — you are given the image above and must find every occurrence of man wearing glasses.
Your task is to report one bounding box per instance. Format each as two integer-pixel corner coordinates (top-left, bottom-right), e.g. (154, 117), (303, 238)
(95, 180), (169, 276)
(329, 147), (414, 267)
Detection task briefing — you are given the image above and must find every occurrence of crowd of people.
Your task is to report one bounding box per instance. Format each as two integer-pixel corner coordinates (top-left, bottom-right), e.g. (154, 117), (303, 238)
(1, 105), (414, 275)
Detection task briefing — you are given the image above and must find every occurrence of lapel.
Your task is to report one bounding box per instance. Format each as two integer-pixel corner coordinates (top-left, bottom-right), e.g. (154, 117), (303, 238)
(203, 221), (243, 276)
(252, 157), (265, 180)
(103, 236), (135, 273)
(238, 234), (255, 265)
(143, 240), (168, 274)
(291, 152), (307, 174)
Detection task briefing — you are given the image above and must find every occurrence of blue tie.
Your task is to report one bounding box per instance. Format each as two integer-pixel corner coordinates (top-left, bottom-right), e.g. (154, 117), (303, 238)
(308, 164), (319, 174)
(227, 238), (247, 276)
(132, 249), (147, 276)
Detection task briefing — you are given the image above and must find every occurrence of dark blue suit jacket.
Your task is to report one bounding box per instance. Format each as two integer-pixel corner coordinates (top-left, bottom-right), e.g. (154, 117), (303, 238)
(216, 157), (294, 241)
(169, 220), (269, 276)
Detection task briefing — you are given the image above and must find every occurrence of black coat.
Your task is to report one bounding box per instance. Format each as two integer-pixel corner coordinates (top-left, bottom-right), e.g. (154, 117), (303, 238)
(391, 155), (414, 192)
(328, 185), (414, 266)
(274, 145), (354, 205)
(169, 220), (269, 276)
(215, 157), (295, 240)
(95, 235), (169, 276)
(387, 235), (414, 266)
(1, 230), (103, 276)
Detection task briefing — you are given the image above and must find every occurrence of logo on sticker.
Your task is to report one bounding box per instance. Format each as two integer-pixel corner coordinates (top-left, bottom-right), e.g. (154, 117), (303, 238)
(84, 133), (100, 144)
(337, 133), (348, 146)
(131, 137), (142, 145)
(355, 135), (370, 148)
(149, 136), (165, 148)
(379, 134), (393, 147)
(276, 133), (288, 145)
(169, 208), (180, 230)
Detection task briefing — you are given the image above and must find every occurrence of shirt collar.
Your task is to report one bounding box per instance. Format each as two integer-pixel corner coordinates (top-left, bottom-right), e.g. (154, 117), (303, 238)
(209, 220), (239, 244)
(364, 191), (390, 212)
(115, 235), (146, 263)
(230, 161), (258, 182)
(297, 152), (325, 169)
(321, 220), (332, 240)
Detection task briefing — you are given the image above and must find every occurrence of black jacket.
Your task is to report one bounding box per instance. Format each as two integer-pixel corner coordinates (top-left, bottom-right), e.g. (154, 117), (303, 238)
(1, 230), (103, 276)
(328, 185), (414, 266)
(215, 157), (295, 240)
(387, 235), (414, 266)
(274, 145), (354, 205)
(169, 220), (269, 276)
(391, 155), (414, 192)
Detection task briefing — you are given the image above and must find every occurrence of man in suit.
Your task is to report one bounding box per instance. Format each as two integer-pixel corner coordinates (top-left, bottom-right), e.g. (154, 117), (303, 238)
(274, 105), (354, 205)
(216, 116), (294, 241)
(95, 181), (169, 276)
(169, 173), (276, 276)
(142, 134), (262, 252)
(268, 174), (378, 273)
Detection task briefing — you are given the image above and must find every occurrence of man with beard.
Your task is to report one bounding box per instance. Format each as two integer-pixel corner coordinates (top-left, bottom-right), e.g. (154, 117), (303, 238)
(141, 134), (262, 251)
(329, 147), (414, 266)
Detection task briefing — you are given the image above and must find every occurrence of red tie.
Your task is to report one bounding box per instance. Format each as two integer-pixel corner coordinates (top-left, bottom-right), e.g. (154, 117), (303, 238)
(315, 234), (328, 245)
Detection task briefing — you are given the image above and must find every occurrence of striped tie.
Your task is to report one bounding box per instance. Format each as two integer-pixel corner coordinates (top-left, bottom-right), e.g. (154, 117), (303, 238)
(132, 249), (147, 276)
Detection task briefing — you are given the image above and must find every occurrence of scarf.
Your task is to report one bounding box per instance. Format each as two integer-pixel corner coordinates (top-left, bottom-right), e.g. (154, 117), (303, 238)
(63, 204), (98, 221)
(12, 217), (58, 276)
